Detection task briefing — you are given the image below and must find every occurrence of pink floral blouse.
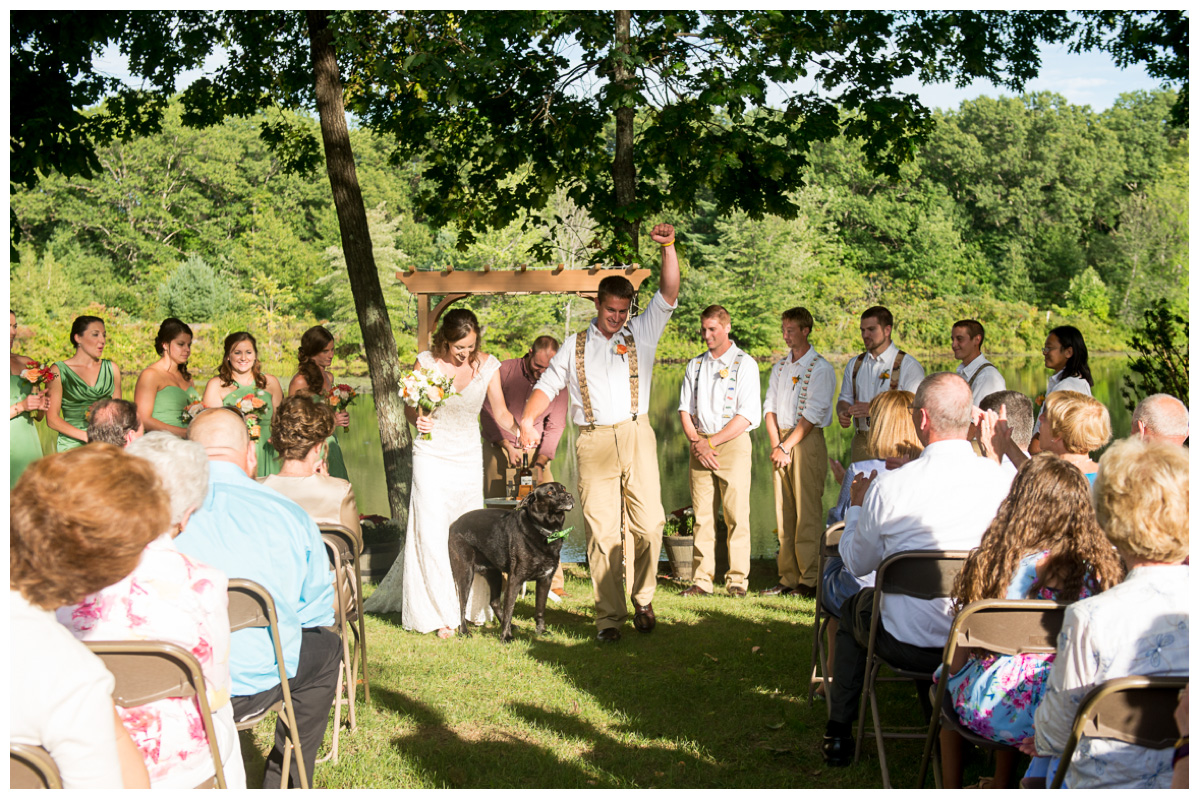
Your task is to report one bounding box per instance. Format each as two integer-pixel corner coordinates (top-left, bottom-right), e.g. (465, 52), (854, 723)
(57, 533), (231, 786)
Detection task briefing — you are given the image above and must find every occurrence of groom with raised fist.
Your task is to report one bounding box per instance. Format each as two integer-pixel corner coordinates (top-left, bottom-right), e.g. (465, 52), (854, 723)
(519, 223), (680, 642)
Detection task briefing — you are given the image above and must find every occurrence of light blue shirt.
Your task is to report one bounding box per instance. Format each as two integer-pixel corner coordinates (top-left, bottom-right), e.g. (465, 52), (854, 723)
(176, 461), (335, 696)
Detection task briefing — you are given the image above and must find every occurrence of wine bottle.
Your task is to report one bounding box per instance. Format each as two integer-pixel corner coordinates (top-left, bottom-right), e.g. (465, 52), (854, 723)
(516, 452), (534, 498)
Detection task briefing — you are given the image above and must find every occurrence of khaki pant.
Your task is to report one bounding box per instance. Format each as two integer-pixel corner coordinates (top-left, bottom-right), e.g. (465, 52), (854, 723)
(689, 433), (752, 592)
(483, 440), (565, 595)
(772, 426), (828, 588)
(576, 416), (665, 631)
(849, 429), (870, 465)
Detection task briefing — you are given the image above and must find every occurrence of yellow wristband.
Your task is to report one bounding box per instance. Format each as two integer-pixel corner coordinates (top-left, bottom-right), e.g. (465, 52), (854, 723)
(660, 238), (675, 248)
(706, 436), (717, 451)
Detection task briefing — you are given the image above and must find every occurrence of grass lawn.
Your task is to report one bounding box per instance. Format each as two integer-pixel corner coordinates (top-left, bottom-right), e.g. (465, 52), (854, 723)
(239, 560), (998, 789)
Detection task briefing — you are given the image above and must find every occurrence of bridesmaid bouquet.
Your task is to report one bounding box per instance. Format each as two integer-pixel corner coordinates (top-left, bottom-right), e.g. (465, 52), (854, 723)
(180, 389), (206, 427)
(18, 361), (56, 421)
(328, 383), (357, 433)
(235, 390), (269, 441)
(400, 367), (457, 440)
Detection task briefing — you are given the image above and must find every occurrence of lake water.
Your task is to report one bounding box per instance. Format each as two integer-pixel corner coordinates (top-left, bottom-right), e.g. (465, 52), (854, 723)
(337, 355), (1134, 563)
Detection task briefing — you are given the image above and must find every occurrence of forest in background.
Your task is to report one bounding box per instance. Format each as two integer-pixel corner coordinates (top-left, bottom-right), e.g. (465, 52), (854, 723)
(10, 88), (1187, 379)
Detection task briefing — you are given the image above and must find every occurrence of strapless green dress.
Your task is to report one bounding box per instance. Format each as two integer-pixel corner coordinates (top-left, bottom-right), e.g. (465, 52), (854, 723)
(312, 393), (349, 481)
(10, 373), (44, 486)
(223, 383), (281, 477)
(55, 360), (115, 452)
(151, 384), (195, 432)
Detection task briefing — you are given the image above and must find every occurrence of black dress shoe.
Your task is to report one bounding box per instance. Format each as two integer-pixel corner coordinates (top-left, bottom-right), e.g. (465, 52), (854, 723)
(680, 585), (711, 597)
(597, 627), (621, 643)
(821, 734), (855, 766)
(631, 594), (656, 632)
(759, 583), (792, 596)
(793, 583), (817, 599)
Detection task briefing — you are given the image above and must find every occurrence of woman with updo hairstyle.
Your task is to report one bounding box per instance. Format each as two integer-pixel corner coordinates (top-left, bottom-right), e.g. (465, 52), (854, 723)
(1025, 438), (1188, 789)
(287, 325), (350, 481)
(260, 395), (362, 544)
(11, 444), (166, 788)
(363, 307), (521, 637)
(203, 331), (285, 476)
(934, 454), (1125, 788)
(47, 314), (122, 451)
(134, 317), (196, 437)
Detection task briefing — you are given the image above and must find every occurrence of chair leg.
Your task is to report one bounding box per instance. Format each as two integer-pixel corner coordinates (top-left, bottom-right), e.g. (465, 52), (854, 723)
(352, 563), (370, 705)
(854, 659), (875, 765)
(868, 667), (892, 788)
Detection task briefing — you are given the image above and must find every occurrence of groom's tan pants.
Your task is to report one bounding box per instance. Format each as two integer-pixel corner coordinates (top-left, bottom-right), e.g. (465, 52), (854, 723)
(576, 416), (665, 631)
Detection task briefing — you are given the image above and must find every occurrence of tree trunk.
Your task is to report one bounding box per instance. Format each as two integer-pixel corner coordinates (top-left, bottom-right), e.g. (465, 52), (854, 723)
(308, 11), (412, 524)
(612, 10), (638, 255)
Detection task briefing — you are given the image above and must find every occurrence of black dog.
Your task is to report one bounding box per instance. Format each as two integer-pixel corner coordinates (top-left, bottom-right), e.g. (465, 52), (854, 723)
(448, 482), (575, 642)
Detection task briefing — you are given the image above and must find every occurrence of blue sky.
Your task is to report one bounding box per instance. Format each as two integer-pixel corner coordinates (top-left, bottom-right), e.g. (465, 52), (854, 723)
(95, 36), (1161, 116)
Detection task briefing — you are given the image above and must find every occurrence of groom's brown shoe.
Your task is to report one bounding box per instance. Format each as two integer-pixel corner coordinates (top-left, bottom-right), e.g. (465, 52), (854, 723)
(631, 593), (656, 632)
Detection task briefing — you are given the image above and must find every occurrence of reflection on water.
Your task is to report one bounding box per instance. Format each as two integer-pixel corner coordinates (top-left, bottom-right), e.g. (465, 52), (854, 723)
(339, 355), (1134, 563)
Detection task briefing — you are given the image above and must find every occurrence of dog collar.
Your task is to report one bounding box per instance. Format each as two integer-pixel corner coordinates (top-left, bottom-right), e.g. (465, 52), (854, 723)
(546, 526), (573, 543)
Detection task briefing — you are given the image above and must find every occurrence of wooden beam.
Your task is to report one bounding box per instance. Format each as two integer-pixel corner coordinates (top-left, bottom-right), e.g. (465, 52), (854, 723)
(397, 266), (649, 295)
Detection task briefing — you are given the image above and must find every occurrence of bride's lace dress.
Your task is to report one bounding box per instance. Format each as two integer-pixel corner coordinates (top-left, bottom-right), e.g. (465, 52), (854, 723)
(363, 351), (500, 631)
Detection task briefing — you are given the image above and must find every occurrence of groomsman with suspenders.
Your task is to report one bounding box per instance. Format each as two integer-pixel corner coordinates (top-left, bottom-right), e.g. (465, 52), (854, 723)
(951, 319), (1005, 406)
(519, 224), (680, 643)
(677, 304), (761, 598)
(836, 306), (925, 464)
(761, 307), (836, 598)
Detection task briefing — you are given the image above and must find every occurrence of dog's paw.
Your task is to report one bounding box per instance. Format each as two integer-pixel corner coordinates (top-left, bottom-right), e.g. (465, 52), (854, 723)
(501, 630), (515, 643)
(535, 623), (546, 636)
(458, 624), (473, 637)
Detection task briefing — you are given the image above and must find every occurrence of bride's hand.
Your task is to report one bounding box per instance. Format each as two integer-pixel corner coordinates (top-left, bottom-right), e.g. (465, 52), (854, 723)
(415, 414), (435, 434)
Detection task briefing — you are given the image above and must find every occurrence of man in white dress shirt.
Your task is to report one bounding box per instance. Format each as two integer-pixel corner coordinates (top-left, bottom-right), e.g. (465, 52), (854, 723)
(678, 304), (761, 597)
(519, 223), (679, 643)
(951, 319), (1005, 406)
(761, 306), (836, 598)
(821, 372), (1012, 766)
(836, 306), (925, 464)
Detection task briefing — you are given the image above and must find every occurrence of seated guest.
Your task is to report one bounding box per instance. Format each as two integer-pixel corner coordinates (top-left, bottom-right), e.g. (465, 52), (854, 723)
(823, 373), (1012, 766)
(1131, 393), (1189, 446)
(58, 432), (246, 789)
(260, 395), (361, 547)
(1037, 391), (1111, 481)
(10, 445), (159, 788)
(176, 407), (339, 789)
(821, 390), (921, 685)
(935, 454), (1125, 788)
(977, 390), (1034, 476)
(85, 397), (143, 447)
(1024, 437), (1188, 788)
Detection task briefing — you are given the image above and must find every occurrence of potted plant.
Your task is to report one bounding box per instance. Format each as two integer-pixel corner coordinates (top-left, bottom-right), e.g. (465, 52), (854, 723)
(661, 506), (695, 580)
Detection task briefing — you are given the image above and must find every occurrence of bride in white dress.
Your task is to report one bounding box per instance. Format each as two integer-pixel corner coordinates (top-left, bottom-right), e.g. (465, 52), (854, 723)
(364, 309), (522, 637)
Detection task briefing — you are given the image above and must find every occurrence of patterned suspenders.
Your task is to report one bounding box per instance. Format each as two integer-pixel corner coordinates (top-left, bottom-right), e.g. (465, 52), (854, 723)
(575, 326), (638, 428)
(851, 349), (906, 428)
(689, 351), (745, 433)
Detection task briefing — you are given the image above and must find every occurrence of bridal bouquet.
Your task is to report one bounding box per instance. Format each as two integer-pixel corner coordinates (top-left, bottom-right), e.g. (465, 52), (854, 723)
(400, 366), (456, 440)
(18, 361), (56, 421)
(328, 383), (357, 432)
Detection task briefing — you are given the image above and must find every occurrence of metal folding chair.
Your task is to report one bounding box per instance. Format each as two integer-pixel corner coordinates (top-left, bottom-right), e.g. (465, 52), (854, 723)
(321, 525), (369, 707)
(808, 521), (845, 712)
(318, 528), (364, 764)
(1049, 675), (1187, 789)
(85, 640), (227, 789)
(227, 578), (309, 789)
(916, 599), (1068, 788)
(854, 549), (970, 788)
(10, 744), (62, 789)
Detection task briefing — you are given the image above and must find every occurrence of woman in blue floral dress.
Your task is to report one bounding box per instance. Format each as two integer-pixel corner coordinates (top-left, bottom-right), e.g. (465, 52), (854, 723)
(935, 454), (1125, 788)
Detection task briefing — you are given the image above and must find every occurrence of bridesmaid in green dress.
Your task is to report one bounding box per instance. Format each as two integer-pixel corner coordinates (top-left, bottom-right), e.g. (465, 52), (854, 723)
(202, 331), (284, 476)
(9, 312), (50, 485)
(287, 325), (350, 481)
(134, 318), (197, 438)
(47, 315), (122, 451)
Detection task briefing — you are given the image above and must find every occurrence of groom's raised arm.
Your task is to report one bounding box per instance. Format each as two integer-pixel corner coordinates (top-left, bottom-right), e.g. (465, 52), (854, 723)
(650, 223), (679, 305)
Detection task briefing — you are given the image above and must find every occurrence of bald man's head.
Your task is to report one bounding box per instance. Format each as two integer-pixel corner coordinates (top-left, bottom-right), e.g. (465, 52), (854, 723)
(187, 407), (256, 476)
(913, 372), (973, 442)
(1132, 393), (1189, 446)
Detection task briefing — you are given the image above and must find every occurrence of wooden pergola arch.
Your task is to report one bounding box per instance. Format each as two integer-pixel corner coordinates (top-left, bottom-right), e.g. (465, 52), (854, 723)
(396, 264), (651, 351)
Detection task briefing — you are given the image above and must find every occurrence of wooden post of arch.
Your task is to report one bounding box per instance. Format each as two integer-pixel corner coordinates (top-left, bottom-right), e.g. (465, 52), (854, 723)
(397, 265), (652, 351)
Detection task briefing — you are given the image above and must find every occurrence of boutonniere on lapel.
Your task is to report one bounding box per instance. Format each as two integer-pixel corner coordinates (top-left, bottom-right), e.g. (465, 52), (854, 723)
(1035, 393), (1046, 407)
(613, 341), (627, 359)
(719, 368), (730, 379)
(791, 375), (799, 385)
(879, 370), (890, 381)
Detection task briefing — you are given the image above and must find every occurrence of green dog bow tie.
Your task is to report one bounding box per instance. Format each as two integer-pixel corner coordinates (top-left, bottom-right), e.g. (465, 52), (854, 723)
(546, 526), (573, 543)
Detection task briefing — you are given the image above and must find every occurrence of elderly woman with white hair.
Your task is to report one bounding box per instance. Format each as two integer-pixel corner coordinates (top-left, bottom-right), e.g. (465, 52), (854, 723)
(1020, 437), (1189, 788)
(57, 432), (246, 789)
